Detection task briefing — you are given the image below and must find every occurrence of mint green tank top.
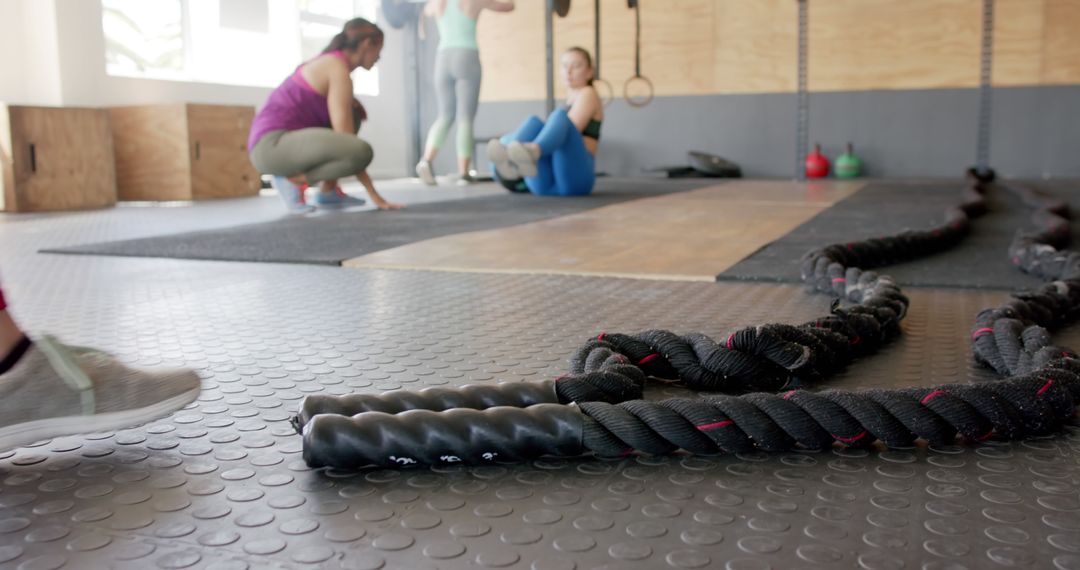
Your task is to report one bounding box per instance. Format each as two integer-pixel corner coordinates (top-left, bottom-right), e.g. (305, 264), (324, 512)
(436, 0), (478, 51)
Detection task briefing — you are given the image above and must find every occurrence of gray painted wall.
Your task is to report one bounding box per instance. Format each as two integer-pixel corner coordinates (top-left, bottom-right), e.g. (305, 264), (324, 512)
(422, 85), (1078, 180)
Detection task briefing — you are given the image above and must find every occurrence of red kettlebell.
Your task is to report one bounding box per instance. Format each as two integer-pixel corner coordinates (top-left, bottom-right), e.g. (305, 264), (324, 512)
(805, 143), (830, 178)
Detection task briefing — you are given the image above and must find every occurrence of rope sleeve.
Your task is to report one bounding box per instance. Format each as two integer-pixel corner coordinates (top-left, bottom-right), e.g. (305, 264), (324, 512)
(301, 404), (585, 468)
(292, 381), (559, 432)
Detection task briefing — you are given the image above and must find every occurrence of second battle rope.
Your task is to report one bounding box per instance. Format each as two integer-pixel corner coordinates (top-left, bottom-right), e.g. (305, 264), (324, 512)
(297, 172), (1080, 468)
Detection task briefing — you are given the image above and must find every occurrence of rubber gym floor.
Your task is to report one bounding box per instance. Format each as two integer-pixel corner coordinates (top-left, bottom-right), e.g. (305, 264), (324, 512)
(0, 179), (1078, 570)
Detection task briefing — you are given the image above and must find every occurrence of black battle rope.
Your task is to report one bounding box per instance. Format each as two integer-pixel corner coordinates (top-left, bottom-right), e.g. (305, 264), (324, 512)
(297, 171), (1080, 468)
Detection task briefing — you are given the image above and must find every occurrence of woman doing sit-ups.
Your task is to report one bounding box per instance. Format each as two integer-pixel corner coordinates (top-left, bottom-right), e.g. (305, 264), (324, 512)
(487, 46), (603, 197)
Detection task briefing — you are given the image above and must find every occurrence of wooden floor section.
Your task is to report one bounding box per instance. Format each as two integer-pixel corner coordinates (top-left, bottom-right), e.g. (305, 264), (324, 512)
(343, 180), (865, 281)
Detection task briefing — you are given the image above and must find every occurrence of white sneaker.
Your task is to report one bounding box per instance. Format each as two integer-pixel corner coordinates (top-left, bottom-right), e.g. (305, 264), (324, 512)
(486, 140), (520, 181)
(415, 160), (436, 186)
(507, 141), (539, 178)
(0, 336), (201, 451)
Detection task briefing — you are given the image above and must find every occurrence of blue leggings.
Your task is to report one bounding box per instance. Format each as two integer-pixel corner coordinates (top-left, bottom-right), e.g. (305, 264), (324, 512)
(500, 108), (595, 197)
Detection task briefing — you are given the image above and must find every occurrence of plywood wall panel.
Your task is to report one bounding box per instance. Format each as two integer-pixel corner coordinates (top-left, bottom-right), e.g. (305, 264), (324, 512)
(476, 4), (545, 101)
(808, 0), (981, 91)
(638, 0), (715, 96)
(477, 0), (1080, 101)
(713, 0), (798, 94)
(1042, 0), (1080, 84)
(993, 0), (1045, 86)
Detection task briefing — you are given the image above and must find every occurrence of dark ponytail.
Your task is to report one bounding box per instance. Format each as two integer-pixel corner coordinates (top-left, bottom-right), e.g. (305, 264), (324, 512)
(565, 46), (595, 86)
(323, 18), (384, 54)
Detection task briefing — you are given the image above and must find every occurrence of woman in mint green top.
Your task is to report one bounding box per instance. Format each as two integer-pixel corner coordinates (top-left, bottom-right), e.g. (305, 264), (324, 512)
(415, 0), (515, 186)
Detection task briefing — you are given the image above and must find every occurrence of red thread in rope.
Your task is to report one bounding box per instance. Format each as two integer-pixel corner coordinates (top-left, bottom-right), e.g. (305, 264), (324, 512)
(696, 420), (734, 431)
(620, 448), (635, 457)
(637, 354), (659, 365)
(976, 429), (995, 442)
(726, 333), (735, 350)
(597, 332), (606, 342)
(971, 327), (994, 340)
(850, 336), (861, 346)
(921, 389), (945, 405)
(554, 374), (569, 382)
(833, 431), (867, 444)
(832, 277), (846, 284)
(1037, 380), (1054, 396)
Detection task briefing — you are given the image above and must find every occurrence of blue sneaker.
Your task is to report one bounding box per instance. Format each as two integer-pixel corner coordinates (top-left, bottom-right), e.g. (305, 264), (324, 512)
(272, 176), (315, 214)
(314, 187), (367, 209)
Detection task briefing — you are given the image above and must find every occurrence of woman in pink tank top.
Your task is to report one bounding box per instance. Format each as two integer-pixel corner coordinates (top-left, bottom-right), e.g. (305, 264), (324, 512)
(249, 18), (404, 212)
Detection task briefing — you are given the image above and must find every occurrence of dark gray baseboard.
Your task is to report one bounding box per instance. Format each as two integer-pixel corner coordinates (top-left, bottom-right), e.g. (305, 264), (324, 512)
(431, 85), (1080, 180)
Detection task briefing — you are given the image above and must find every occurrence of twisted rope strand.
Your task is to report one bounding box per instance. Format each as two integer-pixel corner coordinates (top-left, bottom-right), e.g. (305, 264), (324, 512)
(578, 367), (1080, 457)
(559, 172), (1080, 456)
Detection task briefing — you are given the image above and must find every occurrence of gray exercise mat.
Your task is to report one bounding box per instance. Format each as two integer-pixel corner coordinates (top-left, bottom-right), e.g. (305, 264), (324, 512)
(43, 178), (706, 266)
(718, 181), (1079, 290)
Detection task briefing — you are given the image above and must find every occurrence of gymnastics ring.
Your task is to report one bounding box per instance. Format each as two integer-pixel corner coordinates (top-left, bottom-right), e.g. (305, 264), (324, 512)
(623, 75), (653, 108)
(594, 78), (615, 107)
(623, 0), (653, 108)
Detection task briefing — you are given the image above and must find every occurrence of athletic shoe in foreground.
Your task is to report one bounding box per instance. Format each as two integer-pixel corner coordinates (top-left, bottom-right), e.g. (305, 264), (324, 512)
(0, 336), (201, 451)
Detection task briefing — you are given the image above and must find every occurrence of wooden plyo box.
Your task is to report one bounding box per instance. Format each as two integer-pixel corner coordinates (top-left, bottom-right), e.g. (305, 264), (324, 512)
(109, 104), (261, 201)
(0, 104), (117, 212)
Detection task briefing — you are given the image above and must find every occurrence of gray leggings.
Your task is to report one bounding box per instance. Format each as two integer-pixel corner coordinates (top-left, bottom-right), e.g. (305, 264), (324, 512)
(250, 127), (373, 183)
(424, 48), (482, 159)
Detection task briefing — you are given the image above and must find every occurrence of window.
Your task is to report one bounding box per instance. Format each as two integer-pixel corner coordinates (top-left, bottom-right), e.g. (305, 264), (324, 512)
(102, 0), (184, 79)
(102, 0), (379, 95)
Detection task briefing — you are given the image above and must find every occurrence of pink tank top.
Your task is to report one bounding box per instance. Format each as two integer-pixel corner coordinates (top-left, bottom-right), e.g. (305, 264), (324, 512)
(248, 50), (348, 151)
